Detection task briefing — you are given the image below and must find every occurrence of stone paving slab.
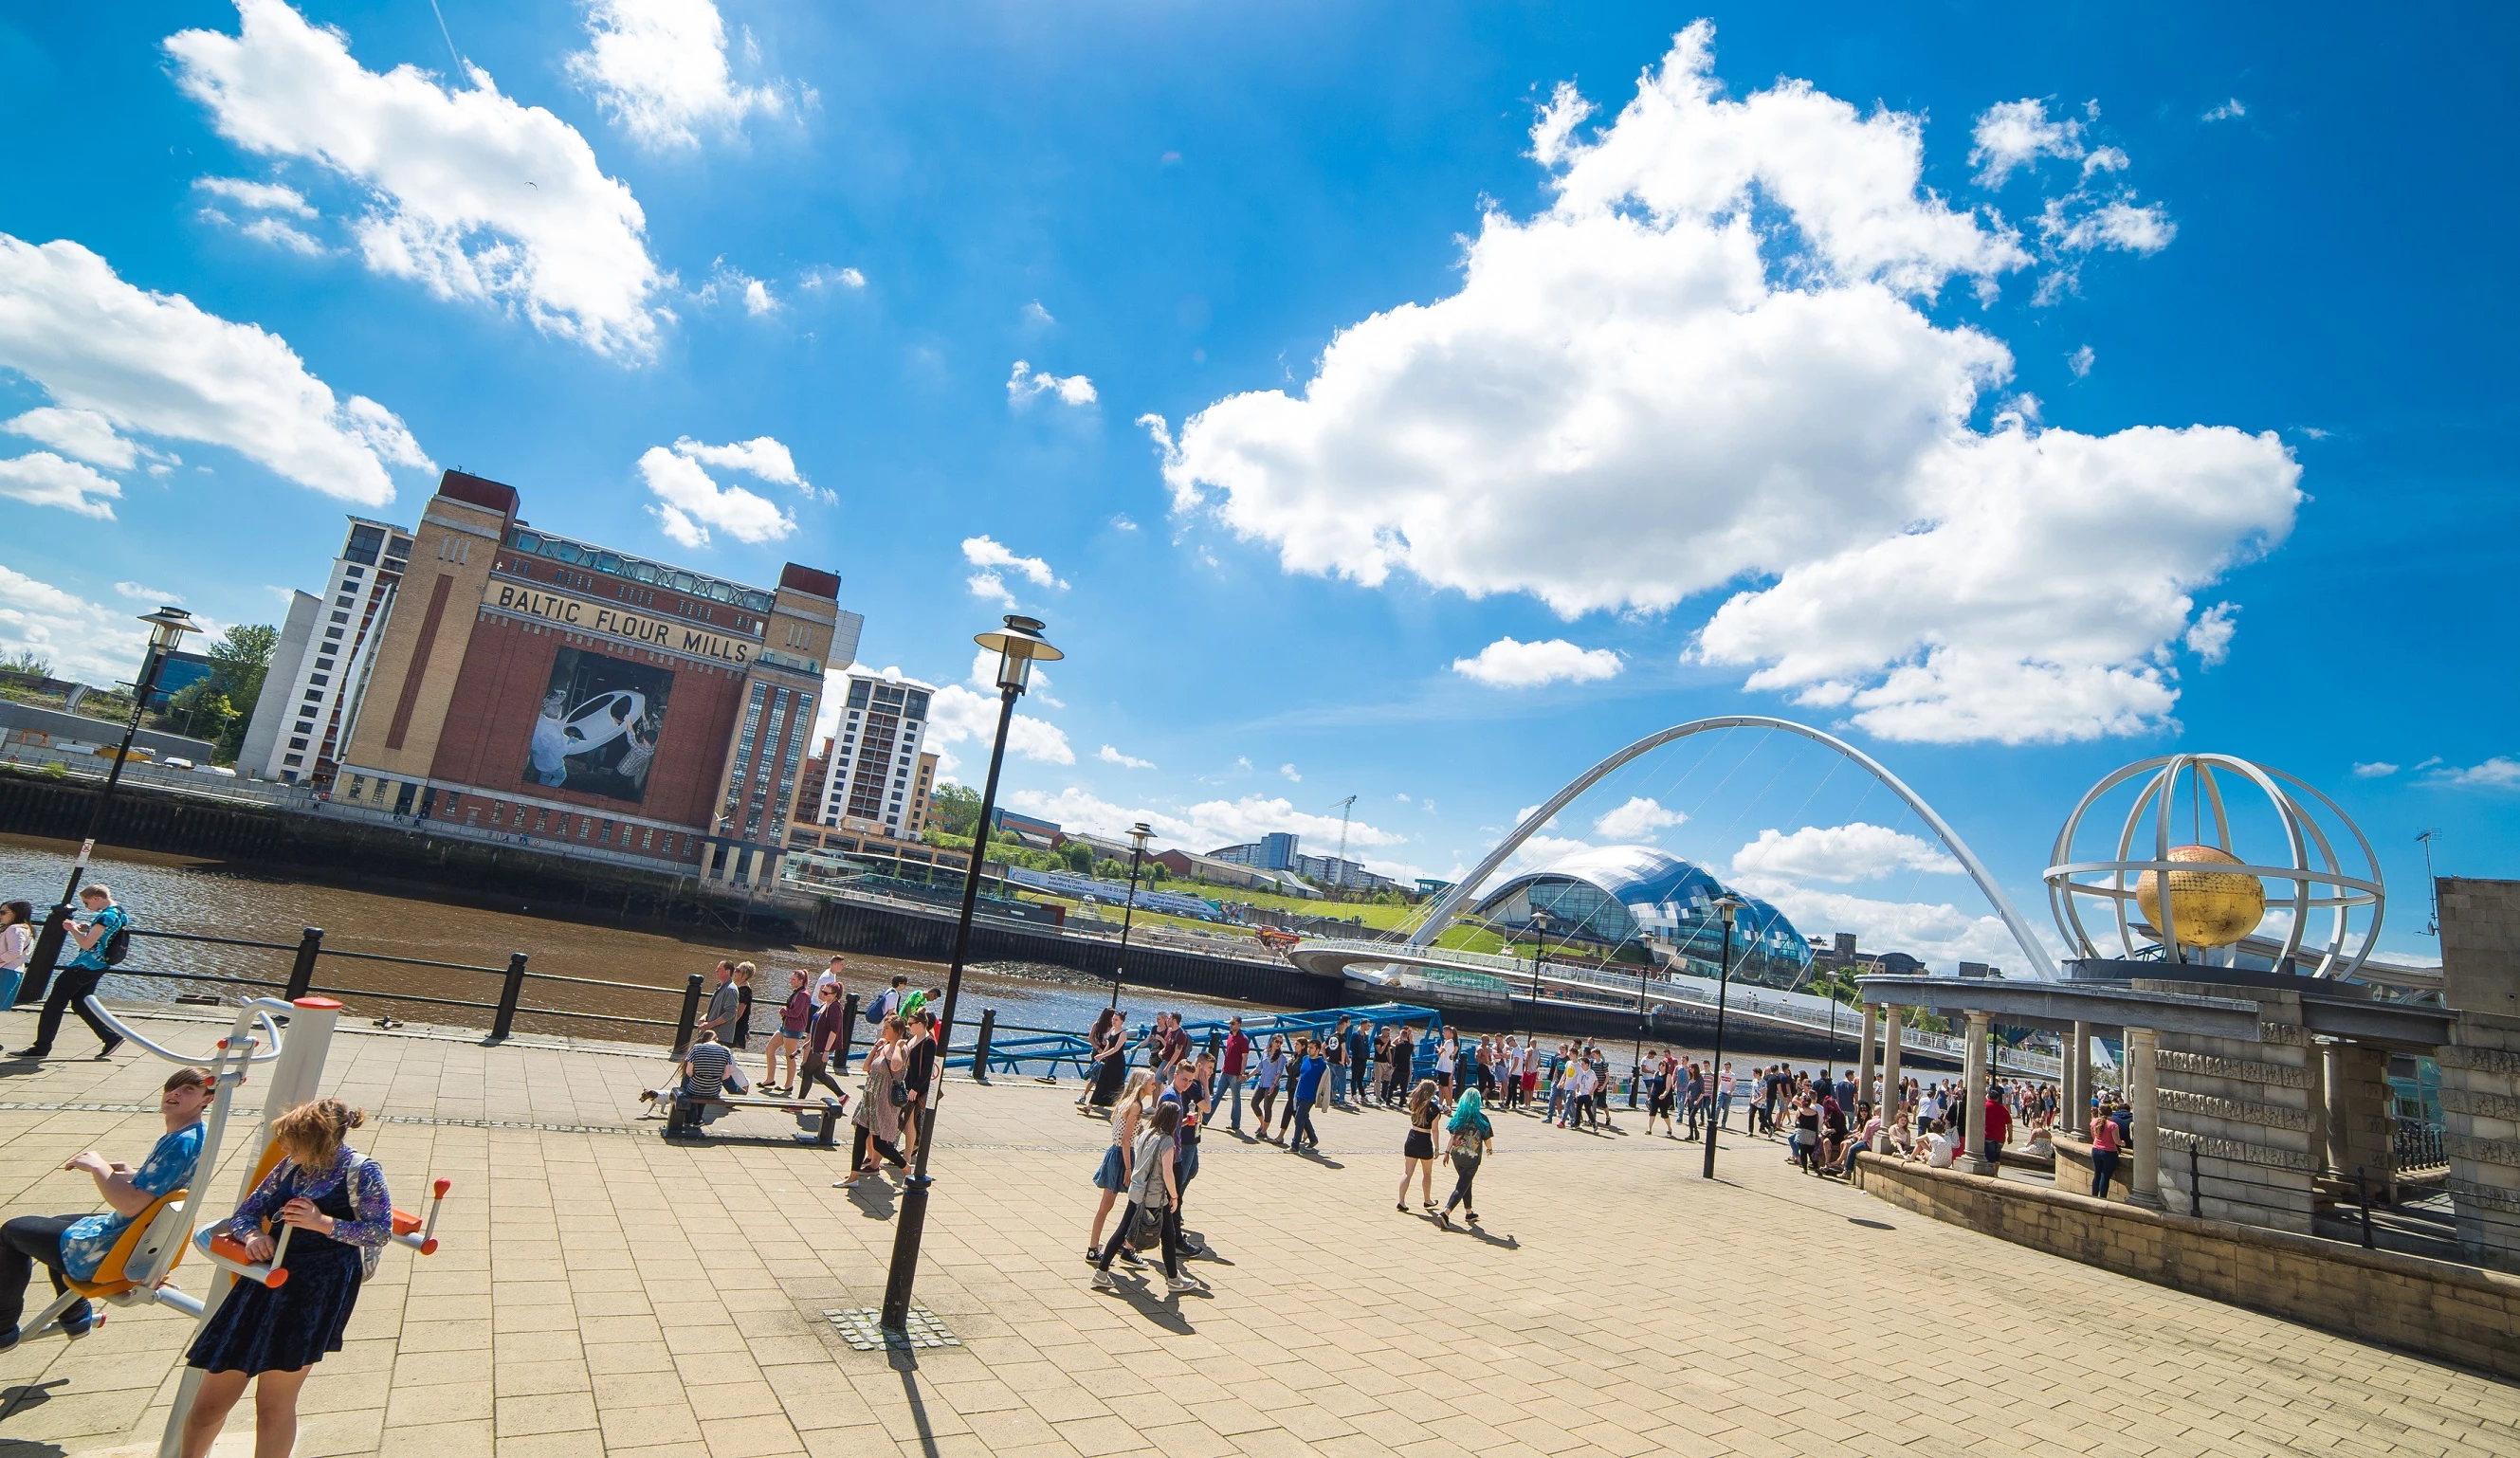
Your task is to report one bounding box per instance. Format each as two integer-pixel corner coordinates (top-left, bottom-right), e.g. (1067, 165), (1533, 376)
(3, 1003), (2516, 1458)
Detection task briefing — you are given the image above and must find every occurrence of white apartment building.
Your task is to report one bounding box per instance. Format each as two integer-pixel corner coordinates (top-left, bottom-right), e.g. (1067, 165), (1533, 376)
(242, 517), (411, 783)
(817, 671), (935, 840)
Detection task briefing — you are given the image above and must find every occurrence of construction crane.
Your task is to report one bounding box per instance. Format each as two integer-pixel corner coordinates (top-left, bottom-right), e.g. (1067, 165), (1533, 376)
(1330, 794), (1357, 887)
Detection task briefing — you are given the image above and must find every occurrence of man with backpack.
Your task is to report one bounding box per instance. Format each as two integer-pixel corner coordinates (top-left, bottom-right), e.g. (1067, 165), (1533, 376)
(14, 885), (130, 1062)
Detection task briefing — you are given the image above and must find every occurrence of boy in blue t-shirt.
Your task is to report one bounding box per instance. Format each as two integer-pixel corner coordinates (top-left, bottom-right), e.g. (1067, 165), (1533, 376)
(14, 885), (130, 1061)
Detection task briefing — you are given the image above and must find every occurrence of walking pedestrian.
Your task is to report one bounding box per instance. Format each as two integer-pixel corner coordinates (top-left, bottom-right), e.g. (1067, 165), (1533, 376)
(0, 900), (34, 1011)
(1087, 1071), (1156, 1261)
(1287, 1038), (1326, 1153)
(177, 1100), (388, 1458)
(1347, 1019), (1374, 1103)
(1209, 1015), (1250, 1133)
(1251, 1034), (1288, 1140)
(794, 983), (849, 1107)
(897, 1009), (939, 1166)
(1397, 1079), (1441, 1214)
(1090, 1103), (1200, 1296)
(763, 970), (811, 1095)
(2088, 1103), (2122, 1196)
(1436, 1085), (1492, 1229)
(838, 1016), (909, 1186)
(1082, 1008), (1129, 1109)
(13, 885), (130, 1061)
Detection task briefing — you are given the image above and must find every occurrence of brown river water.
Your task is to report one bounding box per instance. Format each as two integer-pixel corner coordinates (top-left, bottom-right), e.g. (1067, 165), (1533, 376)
(0, 832), (1280, 1046)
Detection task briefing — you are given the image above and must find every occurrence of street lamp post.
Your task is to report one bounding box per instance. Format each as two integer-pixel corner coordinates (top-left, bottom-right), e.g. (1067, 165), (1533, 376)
(1521, 907), (1553, 1039)
(18, 608), (196, 1008)
(1702, 892), (1747, 1181)
(880, 614), (1059, 1334)
(1108, 821), (1153, 1010)
(1630, 938), (1653, 1109)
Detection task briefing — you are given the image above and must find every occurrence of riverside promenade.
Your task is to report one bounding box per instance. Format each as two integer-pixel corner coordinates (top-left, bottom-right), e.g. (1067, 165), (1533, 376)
(3, 1005), (2515, 1458)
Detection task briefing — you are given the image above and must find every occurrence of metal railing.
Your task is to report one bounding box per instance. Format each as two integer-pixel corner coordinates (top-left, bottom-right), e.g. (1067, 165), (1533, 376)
(1306, 936), (2064, 1079)
(69, 925), (706, 1044)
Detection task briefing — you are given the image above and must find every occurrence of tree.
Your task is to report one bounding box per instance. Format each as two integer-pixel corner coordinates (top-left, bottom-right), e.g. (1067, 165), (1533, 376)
(928, 782), (982, 837)
(0, 647), (51, 678)
(1062, 840), (1093, 873)
(165, 682), (241, 754)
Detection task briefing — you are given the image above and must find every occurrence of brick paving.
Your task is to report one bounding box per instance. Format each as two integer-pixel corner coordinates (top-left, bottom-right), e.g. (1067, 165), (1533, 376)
(3, 1003), (2515, 1458)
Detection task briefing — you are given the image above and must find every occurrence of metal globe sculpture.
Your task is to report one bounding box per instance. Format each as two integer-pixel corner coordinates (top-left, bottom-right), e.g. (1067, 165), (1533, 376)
(2133, 844), (2268, 949)
(2044, 754), (2383, 977)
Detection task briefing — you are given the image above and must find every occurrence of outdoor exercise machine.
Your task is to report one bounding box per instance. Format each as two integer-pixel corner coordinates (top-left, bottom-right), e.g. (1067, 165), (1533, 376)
(16, 994), (452, 1458)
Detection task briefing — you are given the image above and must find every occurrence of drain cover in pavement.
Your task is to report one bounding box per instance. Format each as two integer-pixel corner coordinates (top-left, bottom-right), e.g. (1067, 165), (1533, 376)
(825, 1305), (960, 1351)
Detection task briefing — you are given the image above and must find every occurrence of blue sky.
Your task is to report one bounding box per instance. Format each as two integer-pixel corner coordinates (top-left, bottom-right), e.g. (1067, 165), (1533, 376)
(0, 2), (2510, 972)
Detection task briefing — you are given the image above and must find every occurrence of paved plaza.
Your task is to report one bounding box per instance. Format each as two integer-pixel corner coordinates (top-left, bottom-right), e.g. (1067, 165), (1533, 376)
(3, 1004), (2515, 1458)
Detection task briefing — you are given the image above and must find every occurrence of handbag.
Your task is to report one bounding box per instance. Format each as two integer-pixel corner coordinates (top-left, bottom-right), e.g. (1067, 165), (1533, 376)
(342, 1157), (384, 1282)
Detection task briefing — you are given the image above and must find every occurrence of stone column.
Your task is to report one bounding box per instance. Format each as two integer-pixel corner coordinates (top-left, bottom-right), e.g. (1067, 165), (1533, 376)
(2126, 1027), (2163, 1209)
(2306, 1044), (2329, 1176)
(1964, 1011), (1996, 1176)
(1856, 1004), (1879, 1110)
(1876, 1006), (1904, 1153)
(2068, 1020), (2091, 1128)
(2326, 1044), (2395, 1194)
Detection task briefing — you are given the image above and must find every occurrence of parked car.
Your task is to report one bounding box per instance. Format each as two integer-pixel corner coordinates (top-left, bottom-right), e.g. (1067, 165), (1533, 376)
(161, 756), (195, 770)
(93, 744), (153, 762)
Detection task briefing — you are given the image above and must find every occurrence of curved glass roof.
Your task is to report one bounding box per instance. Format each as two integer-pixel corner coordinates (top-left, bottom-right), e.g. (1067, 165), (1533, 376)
(1470, 845), (1813, 978)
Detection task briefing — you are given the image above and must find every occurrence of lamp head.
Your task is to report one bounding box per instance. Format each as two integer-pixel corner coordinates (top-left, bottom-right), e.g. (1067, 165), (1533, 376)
(1528, 907), (1551, 935)
(1711, 892), (1748, 928)
(973, 614), (1061, 692)
(139, 606), (198, 654)
(1129, 821), (1153, 852)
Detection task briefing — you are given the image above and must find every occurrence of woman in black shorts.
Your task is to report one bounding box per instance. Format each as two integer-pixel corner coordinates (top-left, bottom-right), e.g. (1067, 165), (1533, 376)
(1396, 1078), (1440, 1215)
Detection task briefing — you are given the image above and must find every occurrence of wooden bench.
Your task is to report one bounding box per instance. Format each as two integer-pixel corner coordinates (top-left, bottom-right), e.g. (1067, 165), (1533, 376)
(665, 1090), (846, 1146)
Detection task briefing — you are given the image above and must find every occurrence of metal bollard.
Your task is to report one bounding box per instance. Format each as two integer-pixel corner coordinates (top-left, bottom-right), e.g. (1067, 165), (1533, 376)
(670, 972), (704, 1054)
(836, 993), (859, 1072)
(971, 1008), (995, 1083)
(283, 927), (324, 1002)
(488, 952), (528, 1041)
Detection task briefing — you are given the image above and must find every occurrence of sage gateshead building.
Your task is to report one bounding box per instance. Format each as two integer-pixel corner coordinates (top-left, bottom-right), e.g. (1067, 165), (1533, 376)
(309, 469), (864, 891)
(1469, 846), (1814, 986)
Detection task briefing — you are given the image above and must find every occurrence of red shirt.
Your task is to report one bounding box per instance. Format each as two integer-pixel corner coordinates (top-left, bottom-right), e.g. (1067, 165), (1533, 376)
(1984, 1097), (2012, 1142)
(1223, 1031), (1250, 1077)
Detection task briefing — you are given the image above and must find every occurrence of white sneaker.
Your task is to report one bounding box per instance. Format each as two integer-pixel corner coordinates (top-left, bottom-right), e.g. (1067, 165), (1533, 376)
(1090, 1270), (1117, 1291)
(1166, 1275), (1205, 1295)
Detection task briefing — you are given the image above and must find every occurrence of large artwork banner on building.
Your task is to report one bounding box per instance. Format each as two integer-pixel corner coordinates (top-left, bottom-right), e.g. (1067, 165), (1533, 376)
(527, 647), (671, 803)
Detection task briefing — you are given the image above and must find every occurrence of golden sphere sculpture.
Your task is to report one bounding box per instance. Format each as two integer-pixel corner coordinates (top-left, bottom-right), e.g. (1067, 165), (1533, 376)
(2044, 753), (2383, 978)
(2134, 844), (2266, 949)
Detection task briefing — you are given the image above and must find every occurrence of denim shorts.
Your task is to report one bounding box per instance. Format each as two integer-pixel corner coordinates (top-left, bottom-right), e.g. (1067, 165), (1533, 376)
(1092, 1142), (1127, 1192)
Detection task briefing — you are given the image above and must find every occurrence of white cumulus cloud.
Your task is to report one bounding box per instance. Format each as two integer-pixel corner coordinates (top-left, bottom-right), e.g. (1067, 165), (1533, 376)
(960, 536), (1065, 610)
(1003, 785), (1415, 879)
(924, 682), (1073, 775)
(1451, 636), (1622, 688)
(5, 407), (137, 470)
(0, 453), (122, 519)
(2349, 761), (2398, 779)
(0, 565), (150, 686)
(0, 234), (430, 504)
(2202, 99), (2248, 123)
(1146, 27), (2282, 744)
(2434, 757), (2520, 790)
(1098, 745), (1156, 771)
(566, 0), (790, 150)
(1279, 763), (1301, 783)
(635, 438), (798, 546)
(194, 176), (316, 215)
(1592, 795), (1684, 840)
(168, 0), (667, 359)
(1731, 822), (1961, 884)
(1969, 98), (2084, 188)
(115, 582), (181, 603)
(1008, 359), (1096, 408)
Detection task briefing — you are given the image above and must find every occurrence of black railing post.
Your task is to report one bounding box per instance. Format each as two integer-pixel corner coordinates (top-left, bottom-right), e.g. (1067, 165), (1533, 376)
(283, 927), (323, 1002)
(489, 952), (528, 1041)
(670, 972), (704, 1054)
(971, 1008), (995, 1083)
(836, 993), (859, 1072)
(2187, 1142), (2201, 1218)
(2355, 1165), (2375, 1248)
(14, 903), (67, 1007)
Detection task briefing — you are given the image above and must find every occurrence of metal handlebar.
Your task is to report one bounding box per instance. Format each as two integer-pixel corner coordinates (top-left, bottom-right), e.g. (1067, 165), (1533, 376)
(82, 996), (283, 1066)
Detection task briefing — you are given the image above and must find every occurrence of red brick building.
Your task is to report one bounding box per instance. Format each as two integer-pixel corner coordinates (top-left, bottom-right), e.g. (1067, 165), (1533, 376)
(335, 470), (862, 890)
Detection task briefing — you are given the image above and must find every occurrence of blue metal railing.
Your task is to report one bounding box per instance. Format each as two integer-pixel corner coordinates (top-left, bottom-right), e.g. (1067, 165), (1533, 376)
(935, 1002), (1451, 1081)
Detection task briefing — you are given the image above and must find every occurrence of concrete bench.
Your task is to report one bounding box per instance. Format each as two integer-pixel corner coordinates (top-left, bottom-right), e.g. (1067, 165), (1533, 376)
(665, 1091), (845, 1146)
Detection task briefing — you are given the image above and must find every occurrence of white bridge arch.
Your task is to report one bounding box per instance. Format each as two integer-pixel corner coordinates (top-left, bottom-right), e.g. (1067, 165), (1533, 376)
(1404, 715), (2058, 981)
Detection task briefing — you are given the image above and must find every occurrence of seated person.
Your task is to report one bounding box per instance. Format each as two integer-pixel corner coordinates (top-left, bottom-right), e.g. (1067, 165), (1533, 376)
(1, 1066), (212, 1349)
(677, 1030), (737, 1127)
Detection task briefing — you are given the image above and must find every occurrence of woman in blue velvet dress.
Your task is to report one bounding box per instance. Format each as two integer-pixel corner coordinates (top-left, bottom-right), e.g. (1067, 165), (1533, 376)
(180, 1099), (391, 1458)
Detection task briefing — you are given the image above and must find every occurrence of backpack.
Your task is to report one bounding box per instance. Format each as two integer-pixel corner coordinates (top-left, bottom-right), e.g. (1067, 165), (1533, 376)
(100, 914), (131, 966)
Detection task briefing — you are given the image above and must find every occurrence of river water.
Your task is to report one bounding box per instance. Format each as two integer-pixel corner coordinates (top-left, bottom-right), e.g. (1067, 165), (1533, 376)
(0, 833), (1277, 1044)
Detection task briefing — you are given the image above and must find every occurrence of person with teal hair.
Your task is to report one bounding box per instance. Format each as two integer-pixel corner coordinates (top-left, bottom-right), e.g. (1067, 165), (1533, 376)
(1436, 1086), (1494, 1229)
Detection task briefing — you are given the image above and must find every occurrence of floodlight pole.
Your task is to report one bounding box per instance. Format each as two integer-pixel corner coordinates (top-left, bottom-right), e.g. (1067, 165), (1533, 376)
(1703, 894), (1744, 1181)
(882, 616), (1057, 1334)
